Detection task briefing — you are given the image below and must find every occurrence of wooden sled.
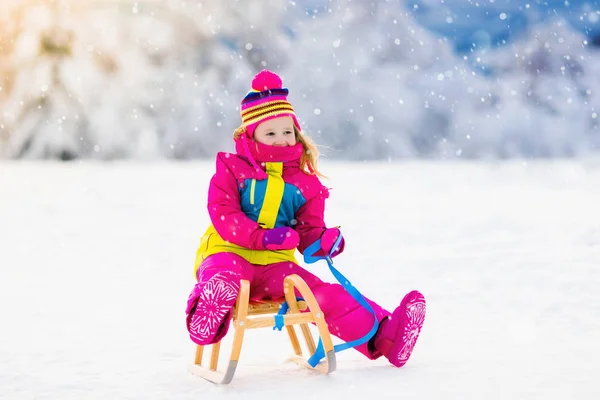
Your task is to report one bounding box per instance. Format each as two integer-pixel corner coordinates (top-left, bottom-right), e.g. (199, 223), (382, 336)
(188, 274), (336, 384)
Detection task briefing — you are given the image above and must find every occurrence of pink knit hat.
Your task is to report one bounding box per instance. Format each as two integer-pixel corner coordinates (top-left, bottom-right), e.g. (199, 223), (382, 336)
(239, 70), (302, 139)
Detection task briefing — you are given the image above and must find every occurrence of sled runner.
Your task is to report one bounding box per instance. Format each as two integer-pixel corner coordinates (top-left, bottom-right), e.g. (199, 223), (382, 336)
(188, 274), (336, 384)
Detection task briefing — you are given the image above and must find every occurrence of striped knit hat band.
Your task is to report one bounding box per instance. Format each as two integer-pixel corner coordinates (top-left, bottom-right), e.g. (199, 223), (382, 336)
(241, 100), (295, 126)
(239, 70), (301, 138)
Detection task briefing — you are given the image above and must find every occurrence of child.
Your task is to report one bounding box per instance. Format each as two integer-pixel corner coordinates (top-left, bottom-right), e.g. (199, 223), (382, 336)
(185, 70), (426, 368)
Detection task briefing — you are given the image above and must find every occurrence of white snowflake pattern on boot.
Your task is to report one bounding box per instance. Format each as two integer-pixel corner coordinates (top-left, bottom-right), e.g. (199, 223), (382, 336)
(189, 271), (240, 342)
(398, 297), (426, 363)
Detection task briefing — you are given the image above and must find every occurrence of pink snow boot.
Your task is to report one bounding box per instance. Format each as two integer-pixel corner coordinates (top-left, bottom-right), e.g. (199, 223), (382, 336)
(374, 290), (426, 367)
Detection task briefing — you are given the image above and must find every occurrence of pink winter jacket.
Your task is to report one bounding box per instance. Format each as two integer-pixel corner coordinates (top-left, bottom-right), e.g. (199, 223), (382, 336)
(194, 138), (331, 272)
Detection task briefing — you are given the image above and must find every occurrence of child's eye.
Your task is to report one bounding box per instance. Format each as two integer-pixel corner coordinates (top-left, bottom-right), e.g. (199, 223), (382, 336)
(284, 130), (293, 135)
(266, 132), (275, 136)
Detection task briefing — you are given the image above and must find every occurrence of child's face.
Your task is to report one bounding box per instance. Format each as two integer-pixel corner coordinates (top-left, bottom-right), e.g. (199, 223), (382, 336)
(254, 116), (297, 147)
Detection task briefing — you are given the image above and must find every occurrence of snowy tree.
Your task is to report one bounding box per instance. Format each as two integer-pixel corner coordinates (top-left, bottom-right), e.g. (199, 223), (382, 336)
(0, 0), (293, 159)
(448, 18), (600, 158)
(282, 2), (600, 160)
(1, 0), (599, 160)
(281, 0), (467, 160)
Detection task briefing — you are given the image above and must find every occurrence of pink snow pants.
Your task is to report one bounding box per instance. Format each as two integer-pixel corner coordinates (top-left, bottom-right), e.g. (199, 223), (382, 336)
(186, 252), (391, 359)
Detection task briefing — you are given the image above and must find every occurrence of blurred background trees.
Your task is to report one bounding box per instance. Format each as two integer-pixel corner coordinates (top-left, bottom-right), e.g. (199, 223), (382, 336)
(1, 0), (599, 160)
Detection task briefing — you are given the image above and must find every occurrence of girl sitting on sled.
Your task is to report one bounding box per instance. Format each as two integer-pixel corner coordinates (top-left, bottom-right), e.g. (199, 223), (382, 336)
(185, 69), (426, 368)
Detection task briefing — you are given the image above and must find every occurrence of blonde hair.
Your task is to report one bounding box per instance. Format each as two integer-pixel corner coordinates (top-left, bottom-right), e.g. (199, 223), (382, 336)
(233, 125), (325, 178)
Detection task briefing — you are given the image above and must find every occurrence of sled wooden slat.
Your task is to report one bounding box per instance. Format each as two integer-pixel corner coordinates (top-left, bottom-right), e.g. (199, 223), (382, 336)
(244, 313), (318, 329)
(188, 274), (336, 384)
(194, 344), (203, 365)
(209, 341), (220, 371)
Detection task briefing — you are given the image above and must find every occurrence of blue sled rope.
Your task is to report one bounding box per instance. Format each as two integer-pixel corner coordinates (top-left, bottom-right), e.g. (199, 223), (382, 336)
(302, 234), (379, 367)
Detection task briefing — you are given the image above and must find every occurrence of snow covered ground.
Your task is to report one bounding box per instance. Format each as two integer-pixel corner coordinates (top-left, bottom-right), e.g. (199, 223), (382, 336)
(1, 159), (599, 399)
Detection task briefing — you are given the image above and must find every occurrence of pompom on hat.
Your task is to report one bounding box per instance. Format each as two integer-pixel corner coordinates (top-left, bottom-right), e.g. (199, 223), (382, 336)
(239, 70), (302, 138)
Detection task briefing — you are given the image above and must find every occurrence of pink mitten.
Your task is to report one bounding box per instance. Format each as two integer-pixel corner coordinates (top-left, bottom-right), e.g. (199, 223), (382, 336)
(319, 228), (345, 257)
(262, 227), (300, 250)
